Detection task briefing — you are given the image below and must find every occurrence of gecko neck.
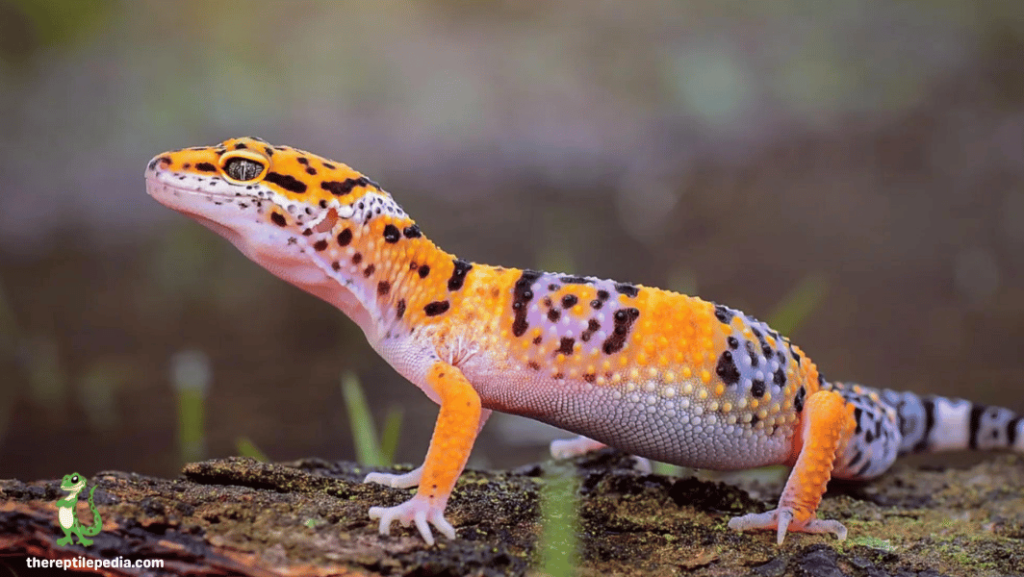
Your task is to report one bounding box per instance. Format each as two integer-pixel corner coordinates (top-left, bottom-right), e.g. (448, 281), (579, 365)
(320, 209), (458, 341)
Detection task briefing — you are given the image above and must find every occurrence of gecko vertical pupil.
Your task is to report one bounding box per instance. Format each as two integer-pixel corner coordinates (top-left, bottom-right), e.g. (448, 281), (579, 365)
(224, 157), (264, 181)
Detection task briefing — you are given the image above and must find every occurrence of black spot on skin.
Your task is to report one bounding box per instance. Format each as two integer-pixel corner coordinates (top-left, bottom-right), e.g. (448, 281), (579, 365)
(528, 361), (541, 371)
(561, 295), (578, 308)
(590, 300), (603, 310)
(302, 229), (313, 236)
(234, 143), (248, 150)
(403, 224), (422, 239)
(969, 404), (988, 450)
(448, 259), (473, 291)
(383, 224), (401, 243)
(773, 368), (786, 387)
(602, 307), (640, 354)
(352, 253), (362, 264)
(714, 304), (734, 324)
(396, 299), (406, 319)
(331, 261), (341, 271)
(794, 386), (806, 412)
(789, 346), (802, 365)
(582, 319), (601, 342)
(424, 301), (450, 316)
(548, 284), (559, 291)
(715, 351), (740, 386)
(853, 407), (864, 434)
(512, 270), (542, 337)
(323, 162), (336, 169)
(547, 309), (561, 322)
(727, 337), (739, 350)
(264, 172), (307, 193)
(337, 228), (353, 246)
(553, 372), (564, 380)
(418, 265), (430, 279)
(377, 280), (390, 296)
(542, 297), (552, 307)
(751, 379), (766, 398)
(1008, 417), (1020, 447)
(363, 265), (376, 277)
(557, 337), (575, 355)
(912, 399), (936, 452)
(560, 276), (590, 284)
(864, 428), (875, 443)
(614, 282), (639, 297)
(762, 343), (773, 356)
(195, 162), (217, 173)
(533, 335), (542, 345)
(745, 340), (759, 367)
(313, 239), (328, 251)
(321, 176), (371, 196)
(750, 414), (760, 427)
(305, 167), (317, 175)
(297, 157), (308, 165)
(263, 146), (275, 156)
(597, 290), (610, 301)
(583, 373), (596, 383)
(271, 213), (287, 227)
(319, 199), (328, 208)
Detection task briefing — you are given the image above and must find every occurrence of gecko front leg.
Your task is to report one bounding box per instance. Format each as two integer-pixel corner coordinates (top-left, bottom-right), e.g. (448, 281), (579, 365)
(366, 361), (483, 545)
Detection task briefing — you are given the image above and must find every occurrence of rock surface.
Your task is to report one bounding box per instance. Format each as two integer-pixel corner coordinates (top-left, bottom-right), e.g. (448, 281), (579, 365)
(1, 451), (1022, 576)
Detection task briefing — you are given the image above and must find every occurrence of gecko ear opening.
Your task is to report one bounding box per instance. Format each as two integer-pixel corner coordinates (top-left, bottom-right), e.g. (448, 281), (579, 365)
(312, 208), (339, 234)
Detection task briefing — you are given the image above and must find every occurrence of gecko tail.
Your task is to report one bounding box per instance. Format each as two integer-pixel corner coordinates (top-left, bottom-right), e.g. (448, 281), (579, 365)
(823, 381), (1024, 481)
(884, 390), (1024, 457)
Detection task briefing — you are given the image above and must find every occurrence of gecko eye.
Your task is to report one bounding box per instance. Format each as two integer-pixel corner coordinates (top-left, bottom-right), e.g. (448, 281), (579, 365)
(71, 475), (78, 482)
(223, 157), (265, 182)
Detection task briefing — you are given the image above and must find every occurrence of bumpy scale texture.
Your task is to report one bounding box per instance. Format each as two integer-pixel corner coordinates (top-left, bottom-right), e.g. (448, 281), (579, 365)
(146, 137), (1024, 546)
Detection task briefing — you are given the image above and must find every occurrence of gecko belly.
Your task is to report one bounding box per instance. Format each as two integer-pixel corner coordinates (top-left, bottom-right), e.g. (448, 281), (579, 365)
(478, 373), (795, 470)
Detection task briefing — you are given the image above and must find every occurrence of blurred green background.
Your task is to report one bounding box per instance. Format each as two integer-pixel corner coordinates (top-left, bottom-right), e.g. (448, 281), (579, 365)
(1, 0), (1022, 481)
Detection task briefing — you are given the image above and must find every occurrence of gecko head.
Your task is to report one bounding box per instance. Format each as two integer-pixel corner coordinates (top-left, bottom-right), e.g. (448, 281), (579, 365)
(60, 473), (86, 493)
(145, 137), (414, 325)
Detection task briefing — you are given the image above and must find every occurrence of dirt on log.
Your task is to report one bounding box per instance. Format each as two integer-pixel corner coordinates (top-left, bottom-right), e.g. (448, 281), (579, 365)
(1, 451), (1022, 576)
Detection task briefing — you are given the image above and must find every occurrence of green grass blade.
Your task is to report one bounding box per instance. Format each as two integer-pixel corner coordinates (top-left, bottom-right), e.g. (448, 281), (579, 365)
(236, 436), (270, 462)
(379, 406), (404, 467)
(341, 371), (383, 467)
(767, 274), (827, 335)
(538, 471), (580, 577)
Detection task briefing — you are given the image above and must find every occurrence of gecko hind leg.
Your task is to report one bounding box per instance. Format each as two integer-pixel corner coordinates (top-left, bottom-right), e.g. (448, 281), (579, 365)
(728, 389), (855, 544)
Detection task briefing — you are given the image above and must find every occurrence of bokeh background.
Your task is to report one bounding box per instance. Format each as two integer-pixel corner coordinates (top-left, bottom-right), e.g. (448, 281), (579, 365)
(1, 1), (1023, 481)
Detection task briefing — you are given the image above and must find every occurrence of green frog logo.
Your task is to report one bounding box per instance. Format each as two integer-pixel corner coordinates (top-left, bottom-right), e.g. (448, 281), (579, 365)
(55, 472), (101, 546)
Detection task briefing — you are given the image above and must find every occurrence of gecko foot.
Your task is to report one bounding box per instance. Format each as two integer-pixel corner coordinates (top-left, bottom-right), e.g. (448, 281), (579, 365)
(368, 494), (454, 546)
(363, 465), (423, 489)
(728, 507), (847, 545)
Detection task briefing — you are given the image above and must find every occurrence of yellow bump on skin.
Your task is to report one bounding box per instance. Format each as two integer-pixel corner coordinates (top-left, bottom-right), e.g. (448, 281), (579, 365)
(715, 383), (725, 396)
(722, 401), (733, 413)
(596, 376), (607, 386)
(699, 388), (708, 400)
(629, 368), (640, 381)
(557, 353), (567, 363)
(709, 401), (719, 411)
(683, 367), (692, 379)
(749, 399), (760, 410)
(664, 370), (676, 383)
(646, 367), (657, 379)
(602, 360), (612, 371)
(611, 374), (622, 385)
(658, 355), (669, 367)
(664, 387), (676, 398)
(682, 382), (694, 395)
(700, 369), (711, 383)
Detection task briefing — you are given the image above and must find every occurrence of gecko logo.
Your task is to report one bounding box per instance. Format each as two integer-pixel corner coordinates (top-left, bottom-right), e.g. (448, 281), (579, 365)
(55, 472), (102, 546)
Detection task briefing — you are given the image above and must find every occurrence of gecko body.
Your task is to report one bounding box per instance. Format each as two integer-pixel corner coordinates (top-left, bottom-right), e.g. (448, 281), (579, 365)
(145, 138), (1024, 545)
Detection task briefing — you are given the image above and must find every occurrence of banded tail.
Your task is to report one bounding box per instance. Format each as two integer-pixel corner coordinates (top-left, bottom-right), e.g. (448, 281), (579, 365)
(824, 381), (1024, 480)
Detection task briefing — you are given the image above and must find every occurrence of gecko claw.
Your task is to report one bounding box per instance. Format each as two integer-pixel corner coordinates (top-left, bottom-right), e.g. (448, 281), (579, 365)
(729, 507), (847, 545)
(368, 495), (455, 546)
